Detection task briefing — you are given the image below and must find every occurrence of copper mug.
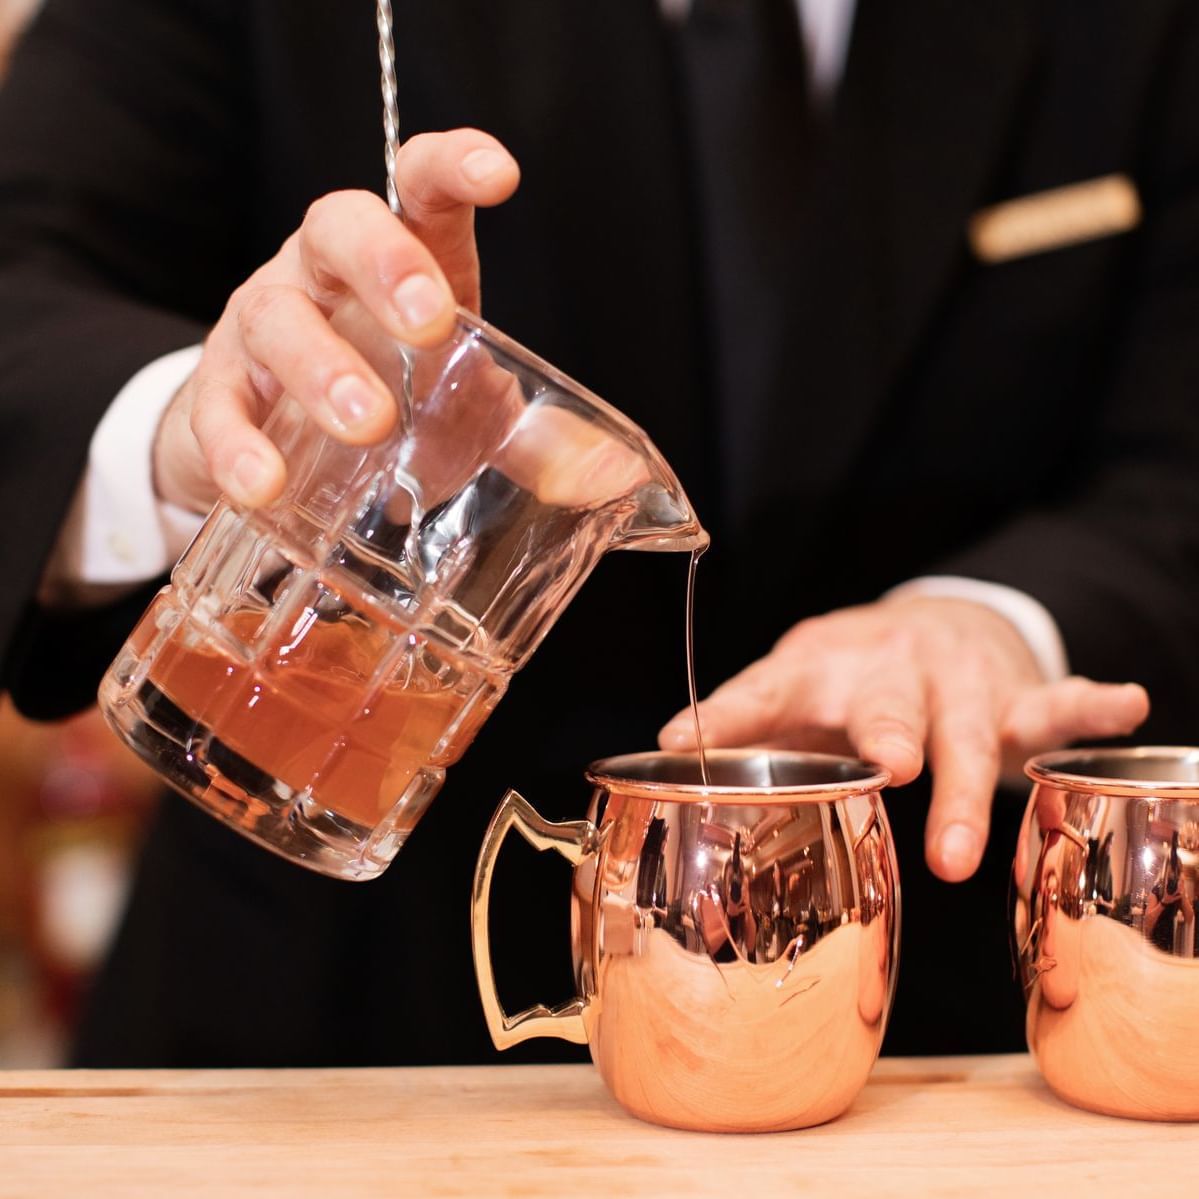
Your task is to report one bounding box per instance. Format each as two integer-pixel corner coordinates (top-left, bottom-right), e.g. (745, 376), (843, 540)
(471, 749), (899, 1132)
(1012, 747), (1199, 1121)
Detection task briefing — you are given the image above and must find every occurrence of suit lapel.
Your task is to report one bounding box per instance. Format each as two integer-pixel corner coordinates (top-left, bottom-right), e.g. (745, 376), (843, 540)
(742, 0), (1042, 522)
(864, 0), (1042, 378)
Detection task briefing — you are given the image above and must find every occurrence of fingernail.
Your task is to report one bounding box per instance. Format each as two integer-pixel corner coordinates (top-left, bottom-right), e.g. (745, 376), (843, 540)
(232, 451), (266, 500)
(328, 374), (381, 429)
(870, 736), (920, 785)
(461, 148), (510, 184)
(393, 273), (448, 332)
(938, 823), (982, 876)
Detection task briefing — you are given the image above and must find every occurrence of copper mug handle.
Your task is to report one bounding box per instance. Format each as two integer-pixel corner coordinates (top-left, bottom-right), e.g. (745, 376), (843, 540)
(471, 789), (599, 1049)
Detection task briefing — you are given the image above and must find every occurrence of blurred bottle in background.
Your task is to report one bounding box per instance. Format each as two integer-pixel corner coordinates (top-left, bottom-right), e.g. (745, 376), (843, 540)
(0, 702), (159, 1066)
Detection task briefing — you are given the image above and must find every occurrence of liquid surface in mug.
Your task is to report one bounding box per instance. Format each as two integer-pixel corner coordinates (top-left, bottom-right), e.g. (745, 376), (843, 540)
(135, 591), (501, 831)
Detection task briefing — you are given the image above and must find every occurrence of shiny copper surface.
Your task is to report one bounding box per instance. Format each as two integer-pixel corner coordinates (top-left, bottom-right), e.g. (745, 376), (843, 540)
(1013, 747), (1199, 1121)
(472, 750), (898, 1132)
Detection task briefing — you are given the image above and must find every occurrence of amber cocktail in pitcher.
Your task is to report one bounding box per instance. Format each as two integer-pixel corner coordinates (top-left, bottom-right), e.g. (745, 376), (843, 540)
(99, 308), (704, 881)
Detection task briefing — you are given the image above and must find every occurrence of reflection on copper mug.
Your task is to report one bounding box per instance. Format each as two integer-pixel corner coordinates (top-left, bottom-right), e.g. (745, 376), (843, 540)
(471, 750), (898, 1132)
(1012, 747), (1199, 1121)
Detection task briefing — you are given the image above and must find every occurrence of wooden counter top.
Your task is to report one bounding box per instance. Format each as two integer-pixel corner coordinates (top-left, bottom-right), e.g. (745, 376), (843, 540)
(0, 1055), (1192, 1197)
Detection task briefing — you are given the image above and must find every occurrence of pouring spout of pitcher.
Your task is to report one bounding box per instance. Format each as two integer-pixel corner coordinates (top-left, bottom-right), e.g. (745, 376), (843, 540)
(614, 478), (709, 553)
(605, 423), (708, 553)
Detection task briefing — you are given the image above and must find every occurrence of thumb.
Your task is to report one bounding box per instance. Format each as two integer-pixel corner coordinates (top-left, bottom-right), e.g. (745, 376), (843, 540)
(1002, 677), (1149, 750)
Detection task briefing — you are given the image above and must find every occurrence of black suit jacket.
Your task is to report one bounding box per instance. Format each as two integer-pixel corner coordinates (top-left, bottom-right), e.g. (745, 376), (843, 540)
(1, 0), (1198, 1064)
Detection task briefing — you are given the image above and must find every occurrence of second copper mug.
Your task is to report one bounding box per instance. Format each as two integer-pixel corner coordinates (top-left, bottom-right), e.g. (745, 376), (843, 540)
(472, 749), (899, 1133)
(1012, 747), (1199, 1121)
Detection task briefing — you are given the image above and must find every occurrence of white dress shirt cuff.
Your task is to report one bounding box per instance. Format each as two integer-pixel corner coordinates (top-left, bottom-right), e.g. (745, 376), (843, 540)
(885, 576), (1070, 683)
(41, 345), (206, 604)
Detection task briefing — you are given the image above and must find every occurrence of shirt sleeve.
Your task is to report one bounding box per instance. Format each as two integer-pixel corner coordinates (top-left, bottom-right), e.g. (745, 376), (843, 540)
(39, 345), (206, 606)
(885, 575), (1070, 684)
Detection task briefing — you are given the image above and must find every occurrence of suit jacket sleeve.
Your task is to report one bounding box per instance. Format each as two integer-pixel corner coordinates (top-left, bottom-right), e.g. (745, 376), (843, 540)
(0, 0), (244, 716)
(933, 5), (1199, 738)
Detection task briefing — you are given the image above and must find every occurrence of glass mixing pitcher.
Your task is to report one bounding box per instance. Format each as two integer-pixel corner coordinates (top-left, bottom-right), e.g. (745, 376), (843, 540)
(98, 308), (705, 880)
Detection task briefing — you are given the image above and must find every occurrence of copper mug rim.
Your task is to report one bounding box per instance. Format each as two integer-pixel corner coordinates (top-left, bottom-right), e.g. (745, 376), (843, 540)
(584, 748), (890, 803)
(1025, 745), (1199, 798)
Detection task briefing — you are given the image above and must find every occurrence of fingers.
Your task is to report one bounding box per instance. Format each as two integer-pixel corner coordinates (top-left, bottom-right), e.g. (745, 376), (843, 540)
(156, 132), (521, 515)
(187, 373), (287, 508)
(294, 134), (520, 348)
(653, 590), (1151, 899)
(297, 190), (458, 347)
(843, 655), (927, 784)
(236, 284), (396, 444)
(1002, 677), (1149, 748)
(395, 129), (521, 310)
(172, 282), (400, 512)
(925, 663), (1000, 883)
(398, 128), (521, 215)
(658, 654), (814, 751)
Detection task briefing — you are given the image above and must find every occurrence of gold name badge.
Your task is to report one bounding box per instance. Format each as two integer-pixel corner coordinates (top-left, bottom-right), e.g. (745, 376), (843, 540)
(968, 173), (1141, 264)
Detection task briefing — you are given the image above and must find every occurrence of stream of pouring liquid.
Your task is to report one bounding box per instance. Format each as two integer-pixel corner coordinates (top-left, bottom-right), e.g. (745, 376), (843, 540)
(685, 544), (711, 787)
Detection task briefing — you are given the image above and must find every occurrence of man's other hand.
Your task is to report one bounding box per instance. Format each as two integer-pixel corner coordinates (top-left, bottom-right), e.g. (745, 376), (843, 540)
(660, 596), (1149, 882)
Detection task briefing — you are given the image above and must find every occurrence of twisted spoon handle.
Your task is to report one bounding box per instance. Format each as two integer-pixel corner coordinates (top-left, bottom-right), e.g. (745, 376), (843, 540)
(376, 0), (403, 220)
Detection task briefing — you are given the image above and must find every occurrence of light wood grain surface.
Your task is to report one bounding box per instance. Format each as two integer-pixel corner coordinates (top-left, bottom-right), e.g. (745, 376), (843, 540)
(0, 1055), (1193, 1197)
